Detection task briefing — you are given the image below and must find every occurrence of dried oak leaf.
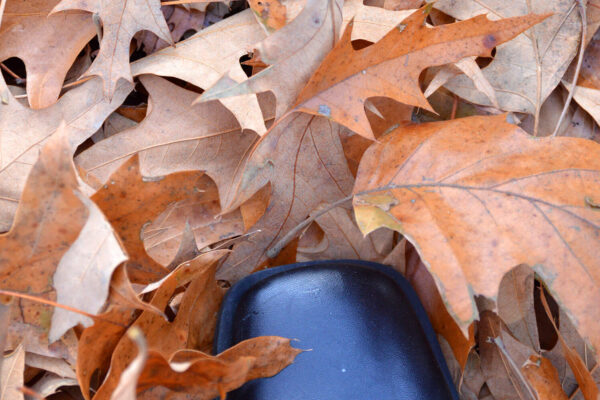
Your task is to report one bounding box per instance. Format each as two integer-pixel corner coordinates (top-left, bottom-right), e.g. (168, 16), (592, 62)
(296, 206), (391, 262)
(131, 9), (268, 134)
(90, 154), (206, 283)
(353, 114), (600, 360)
(1, 345), (25, 400)
(92, 250), (227, 399)
(342, 0), (416, 43)
(52, 0), (173, 98)
(433, 0), (584, 114)
(497, 264), (540, 352)
(77, 75), (272, 211)
(249, 0), (287, 32)
(141, 175), (245, 267)
(218, 113), (355, 283)
(405, 246), (475, 369)
(0, 77), (131, 232)
(201, 0), (344, 120)
(522, 356), (569, 400)
(293, 6), (547, 139)
(0, 125), (125, 358)
(478, 310), (566, 400)
(116, 332), (300, 400)
(568, 32), (600, 127)
(76, 265), (162, 400)
(135, 5), (205, 54)
(0, 0), (95, 109)
(540, 291), (600, 400)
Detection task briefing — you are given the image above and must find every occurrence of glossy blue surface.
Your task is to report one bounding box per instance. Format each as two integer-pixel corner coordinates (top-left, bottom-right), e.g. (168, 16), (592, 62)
(214, 260), (458, 399)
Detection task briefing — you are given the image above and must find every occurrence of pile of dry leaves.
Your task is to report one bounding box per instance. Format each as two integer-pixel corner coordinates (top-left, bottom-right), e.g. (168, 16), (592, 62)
(1, 0), (600, 398)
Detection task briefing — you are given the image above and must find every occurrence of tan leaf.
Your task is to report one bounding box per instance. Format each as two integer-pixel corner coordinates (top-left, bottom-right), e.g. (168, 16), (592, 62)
(25, 353), (75, 379)
(135, 5), (205, 54)
(30, 374), (78, 398)
(497, 264), (540, 352)
(293, 6), (546, 139)
(0, 125), (119, 357)
(52, 0), (173, 98)
(353, 114), (600, 359)
(567, 32), (600, 127)
(201, 0), (344, 119)
(478, 311), (538, 399)
(131, 9), (268, 134)
(218, 113), (355, 283)
(50, 192), (127, 342)
(342, 0), (415, 43)
(0, 0), (95, 108)
(433, 0), (582, 114)
(297, 206), (389, 262)
(1, 345), (25, 400)
(0, 77), (132, 232)
(77, 75), (270, 211)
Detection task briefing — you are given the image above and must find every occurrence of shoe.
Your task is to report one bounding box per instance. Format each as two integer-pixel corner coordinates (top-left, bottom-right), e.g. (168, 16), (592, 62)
(214, 260), (458, 399)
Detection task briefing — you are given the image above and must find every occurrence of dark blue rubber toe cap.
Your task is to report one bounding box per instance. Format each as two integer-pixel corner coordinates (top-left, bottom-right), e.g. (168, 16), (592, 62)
(214, 260), (458, 399)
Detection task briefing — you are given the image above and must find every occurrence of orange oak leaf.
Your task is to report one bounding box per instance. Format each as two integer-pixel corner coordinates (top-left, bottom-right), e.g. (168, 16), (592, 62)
(92, 250), (227, 399)
(76, 265), (164, 400)
(353, 114), (600, 361)
(0, 0), (95, 109)
(114, 331), (300, 400)
(141, 175), (245, 267)
(90, 154), (207, 283)
(522, 356), (569, 400)
(293, 7), (548, 139)
(405, 246), (475, 369)
(52, 0), (173, 98)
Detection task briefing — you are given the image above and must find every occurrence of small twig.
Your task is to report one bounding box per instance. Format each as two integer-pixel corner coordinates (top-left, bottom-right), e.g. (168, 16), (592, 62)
(0, 63), (25, 83)
(0, 289), (126, 328)
(11, 76), (97, 99)
(488, 336), (538, 400)
(552, 0), (586, 137)
(524, 0), (543, 137)
(266, 195), (353, 258)
(213, 230), (262, 250)
(19, 386), (44, 400)
(450, 94), (458, 120)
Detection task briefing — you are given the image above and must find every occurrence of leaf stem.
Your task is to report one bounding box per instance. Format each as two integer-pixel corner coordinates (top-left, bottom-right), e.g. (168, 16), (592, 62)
(0, 289), (126, 328)
(266, 195), (353, 258)
(552, 0), (586, 137)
